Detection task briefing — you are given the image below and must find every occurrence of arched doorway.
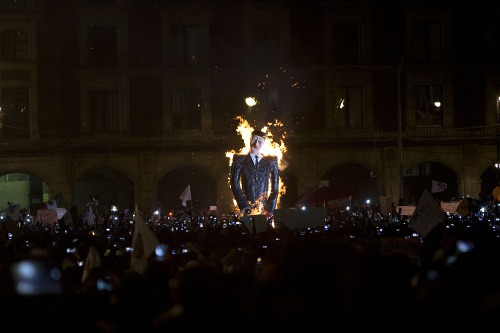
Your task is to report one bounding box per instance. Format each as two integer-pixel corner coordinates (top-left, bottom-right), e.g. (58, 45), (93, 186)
(158, 165), (217, 214)
(74, 168), (134, 217)
(480, 165), (500, 203)
(403, 161), (458, 204)
(322, 162), (378, 205)
(0, 172), (49, 213)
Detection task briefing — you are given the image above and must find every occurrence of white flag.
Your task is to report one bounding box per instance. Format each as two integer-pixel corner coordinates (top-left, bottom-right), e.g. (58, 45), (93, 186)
(81, 245), (102, 283)
(431, 180), (447, 193)
(130, 205), (159, 275)
(179, 185), (192, 207)
(409, 189), (445, 237)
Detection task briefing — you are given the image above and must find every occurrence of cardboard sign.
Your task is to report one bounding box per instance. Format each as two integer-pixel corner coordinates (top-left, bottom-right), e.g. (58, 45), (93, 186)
(409, 190), (445, 237)
(440, 201), (459, 212)
(273, 207), (326, 229)
(440, 200), (468, 216)
(240, 214), (269, 234)
(396, 205), (416, 216)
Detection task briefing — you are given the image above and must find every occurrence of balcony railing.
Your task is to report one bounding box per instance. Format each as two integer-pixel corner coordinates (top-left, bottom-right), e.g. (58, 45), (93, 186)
(0, 125), (497, 153)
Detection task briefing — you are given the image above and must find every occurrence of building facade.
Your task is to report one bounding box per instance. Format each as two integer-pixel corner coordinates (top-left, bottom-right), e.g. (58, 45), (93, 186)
(0, 0), (499, 216)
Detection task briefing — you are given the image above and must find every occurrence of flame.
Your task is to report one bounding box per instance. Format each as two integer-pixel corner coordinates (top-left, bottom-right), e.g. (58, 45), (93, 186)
(226, 116), (288, 214)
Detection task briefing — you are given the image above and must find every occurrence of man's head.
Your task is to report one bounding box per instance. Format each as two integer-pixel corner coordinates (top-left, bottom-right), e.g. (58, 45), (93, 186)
(250, 130), (266, 155)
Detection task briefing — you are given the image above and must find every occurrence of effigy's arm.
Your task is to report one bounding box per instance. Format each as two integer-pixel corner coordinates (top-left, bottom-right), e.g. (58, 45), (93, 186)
(230, 155), (250, 210)
(266, 156), (280, 214)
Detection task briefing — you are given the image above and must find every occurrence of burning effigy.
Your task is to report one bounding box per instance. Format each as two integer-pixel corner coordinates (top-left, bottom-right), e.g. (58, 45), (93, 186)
(226, 116), (288, 216)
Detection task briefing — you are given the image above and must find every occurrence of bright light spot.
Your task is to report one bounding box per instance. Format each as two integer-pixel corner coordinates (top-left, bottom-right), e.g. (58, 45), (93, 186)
(16, 261), (37, 279)
(245, 97), (257, 107)
(434, 101), (441, 107)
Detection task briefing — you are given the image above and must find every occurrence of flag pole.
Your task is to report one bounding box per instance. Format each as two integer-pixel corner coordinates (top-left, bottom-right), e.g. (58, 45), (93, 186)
(189, 185), (193, 211)
(398, 53), (404, 205)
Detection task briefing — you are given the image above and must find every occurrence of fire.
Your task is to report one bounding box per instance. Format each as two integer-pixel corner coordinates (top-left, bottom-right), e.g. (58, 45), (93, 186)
(226, 116), (288, 214)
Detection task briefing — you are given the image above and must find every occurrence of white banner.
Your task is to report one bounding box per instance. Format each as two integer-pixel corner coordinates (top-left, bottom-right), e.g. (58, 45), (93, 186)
(440, 201), (461, 213)
(409, 189), (445, 237)
(179, 185), (192, 207)
(396, 205), (416, 216)
(431, 180), (447, 193)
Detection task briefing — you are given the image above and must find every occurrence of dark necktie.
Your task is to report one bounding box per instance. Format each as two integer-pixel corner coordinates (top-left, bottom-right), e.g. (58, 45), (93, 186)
(255, 155), (259, 169)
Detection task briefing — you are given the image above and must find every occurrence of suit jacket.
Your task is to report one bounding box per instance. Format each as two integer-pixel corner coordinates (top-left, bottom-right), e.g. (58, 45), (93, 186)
(230, 153), (279, 213)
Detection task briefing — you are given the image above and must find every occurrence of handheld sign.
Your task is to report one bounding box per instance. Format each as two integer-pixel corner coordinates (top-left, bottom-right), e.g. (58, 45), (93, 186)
(409, 189), (445, 237)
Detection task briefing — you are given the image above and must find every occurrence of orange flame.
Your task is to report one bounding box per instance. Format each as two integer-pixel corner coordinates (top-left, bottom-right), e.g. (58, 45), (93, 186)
(226, 116), (288, 214)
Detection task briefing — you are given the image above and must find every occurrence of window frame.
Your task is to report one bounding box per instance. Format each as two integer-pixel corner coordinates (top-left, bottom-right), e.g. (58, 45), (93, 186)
(332, 86), (363, 128)
(172, 88), (202, 130)
(411, 21), (443, 64)
(1, 30), (28, 61)
(87, 25), (118, 69)
(331, 22), (361, 66)
(414, 84), (443, 127)
(0, 87), (30, 138)
(89, 90), (120, 133)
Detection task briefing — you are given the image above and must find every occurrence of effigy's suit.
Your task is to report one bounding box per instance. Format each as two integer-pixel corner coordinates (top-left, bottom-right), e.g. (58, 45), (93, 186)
(230, 153), (279, 214)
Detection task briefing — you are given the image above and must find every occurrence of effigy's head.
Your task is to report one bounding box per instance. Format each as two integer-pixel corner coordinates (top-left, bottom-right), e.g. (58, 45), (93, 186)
(250, 130), (267, 154)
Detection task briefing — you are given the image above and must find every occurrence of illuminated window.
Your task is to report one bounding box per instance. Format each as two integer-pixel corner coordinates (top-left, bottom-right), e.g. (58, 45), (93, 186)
(172, 88), (201, 130)
(333, 86), (363, 128)
(1, 30), (28, 61)
(415, 85), (442, 126)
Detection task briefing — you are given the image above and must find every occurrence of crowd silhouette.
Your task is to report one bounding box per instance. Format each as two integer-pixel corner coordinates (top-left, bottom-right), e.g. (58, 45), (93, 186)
(0, 199), (499, 332)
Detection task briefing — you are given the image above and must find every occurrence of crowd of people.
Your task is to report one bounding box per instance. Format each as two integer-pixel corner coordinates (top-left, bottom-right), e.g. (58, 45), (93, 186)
(0, 198), (499, 332)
